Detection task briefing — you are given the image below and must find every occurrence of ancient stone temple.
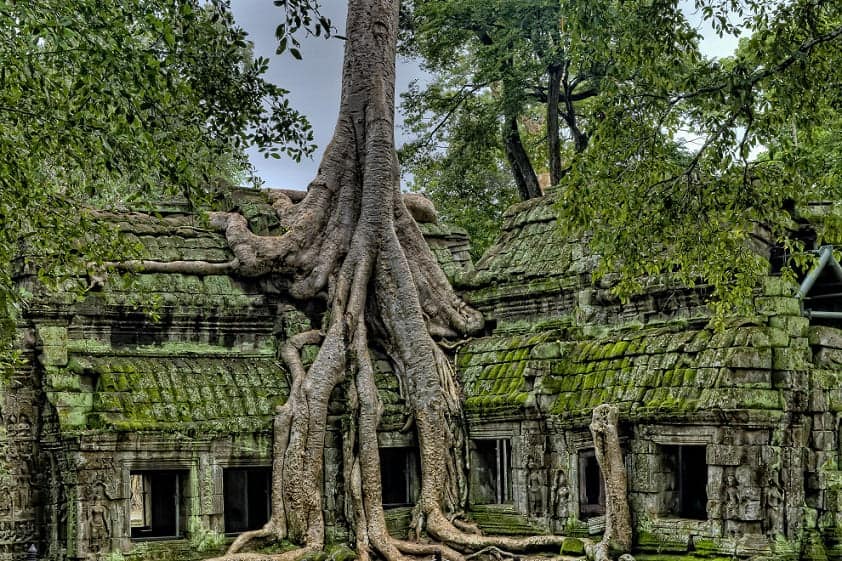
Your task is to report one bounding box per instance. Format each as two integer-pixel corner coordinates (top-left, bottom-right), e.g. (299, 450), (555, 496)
(2, 190), (842, 560)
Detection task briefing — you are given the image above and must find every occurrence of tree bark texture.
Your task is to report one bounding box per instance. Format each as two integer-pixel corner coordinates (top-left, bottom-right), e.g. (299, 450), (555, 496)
(190, 1), (577, 560)
(547, 63), (563, 187)
(588, 405), (632, 561)
(503, 113), (542, 201)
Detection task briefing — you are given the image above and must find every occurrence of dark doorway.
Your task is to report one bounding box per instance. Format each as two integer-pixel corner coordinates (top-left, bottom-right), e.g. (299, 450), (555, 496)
(470, 439), (513, 505)
(662, 445), (708, 519)
(578, 449), (606, 518)
(224, 467), (272, 534)
(130, 470), (186, 539)
(379, 448), (420, 507)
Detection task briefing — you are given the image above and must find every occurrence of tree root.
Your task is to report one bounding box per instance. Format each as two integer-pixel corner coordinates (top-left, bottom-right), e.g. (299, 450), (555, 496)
(204, 546), (319, 561)
(426, 511), (568, 554)
(181, 3), (634, 561)
(450, 518), (481, 536)
(226, 525), (279, 556)
(463, 545), (590, 561)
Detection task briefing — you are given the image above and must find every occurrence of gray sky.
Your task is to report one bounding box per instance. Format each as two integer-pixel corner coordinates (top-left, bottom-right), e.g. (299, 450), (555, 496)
(230, 1), (740, 189)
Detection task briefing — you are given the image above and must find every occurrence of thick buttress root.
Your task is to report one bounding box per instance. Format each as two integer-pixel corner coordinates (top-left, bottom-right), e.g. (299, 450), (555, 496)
(125, 1), (635, 561)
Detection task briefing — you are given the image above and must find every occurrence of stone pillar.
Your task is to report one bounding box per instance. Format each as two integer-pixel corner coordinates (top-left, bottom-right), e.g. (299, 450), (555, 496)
(0, 344), (43, 561)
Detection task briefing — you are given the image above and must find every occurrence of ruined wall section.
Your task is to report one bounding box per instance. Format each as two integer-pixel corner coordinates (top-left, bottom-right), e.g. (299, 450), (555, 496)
(0, 329), (43, 561)
(9, 207), (297, 561)
(0, 195), (473, 561)
(457, 194), (842, 559)
(463, 194), (709, 328)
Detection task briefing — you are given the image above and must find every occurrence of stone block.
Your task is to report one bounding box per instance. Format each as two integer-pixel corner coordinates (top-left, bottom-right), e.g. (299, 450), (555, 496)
(773, 369), (807, 390)
(37, 324), (67, 347)
(790, 336), (811, 351)
(56, 405), (87, 427)
(630, 454), (658, 492)
(825, 487), (842, 510)
(814, 369), (840, 390)
(763, 276), (797, 297)
(810, 390), (829, 413)
(755, 296), (801, 317)
(769, 315), (810, 337)
(708, 465), (724, 485)
(739, 431), (770, 446)
(767, 327), (790, 348)
(697, 349), (726, 368)
(210, 493), (224, 515)
(815, 451), (834, 473)
(760, 445), (781, 466)
(46, 370), (81, 392)
(724, 368), (772, 388)
(725, 347), (772, 370)
(814, 348), (842, 369)
(707, 445), (743, 466)
(684, 330), (712, 352)
(828, 390), (842, 412)
(773, 346), (811, 371)
(40, 345), (68, 368)
(813, 412), (835, 430)
(742, 499), (763, 521)
(809, 326), (842, 349)
(707, 499), (723, 519)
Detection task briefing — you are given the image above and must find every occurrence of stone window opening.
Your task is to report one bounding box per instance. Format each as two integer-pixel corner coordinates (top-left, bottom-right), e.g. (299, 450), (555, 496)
(130, 470), (187, 540)
(578, 449), (606, 518)
(798, 244), (842, 326)
(379, 447), (420, 507)
(223, 467), (271, 534)
(470, 439), (513, 505)
(661, 445), (708, 520)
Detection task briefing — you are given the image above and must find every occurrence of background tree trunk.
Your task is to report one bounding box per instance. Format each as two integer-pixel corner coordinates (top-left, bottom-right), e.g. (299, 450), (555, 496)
(503, 114), (542, 200)
(547, 63), (563, 187)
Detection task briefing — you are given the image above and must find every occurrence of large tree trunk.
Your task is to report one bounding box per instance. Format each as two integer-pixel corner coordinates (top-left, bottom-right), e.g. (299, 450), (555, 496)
(153, 1), (626, 559)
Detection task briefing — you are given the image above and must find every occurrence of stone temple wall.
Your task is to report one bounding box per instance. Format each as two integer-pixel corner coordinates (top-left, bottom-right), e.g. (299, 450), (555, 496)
(0, 195), (476, 561)
(452, 193), (842, 559)
(4, 191), (842, 560)
(0, 341), (42, 561)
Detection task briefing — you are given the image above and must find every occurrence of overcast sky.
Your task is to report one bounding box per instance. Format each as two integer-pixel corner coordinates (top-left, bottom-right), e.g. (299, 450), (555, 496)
(230, 1), (740, 189)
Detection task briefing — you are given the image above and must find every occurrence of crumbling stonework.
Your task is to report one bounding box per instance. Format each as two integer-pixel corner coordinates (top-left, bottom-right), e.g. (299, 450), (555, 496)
(2, 190), (842, 560)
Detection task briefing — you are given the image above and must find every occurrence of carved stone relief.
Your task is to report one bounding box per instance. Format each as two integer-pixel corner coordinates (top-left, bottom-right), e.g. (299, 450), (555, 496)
(551, 469), (570, 521)
(86, 483), (111, 554)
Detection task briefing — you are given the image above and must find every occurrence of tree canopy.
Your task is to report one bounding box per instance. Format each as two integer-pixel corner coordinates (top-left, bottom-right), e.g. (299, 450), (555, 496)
(0, 0), (315, 367)
(401, 0), (842, 314)
(560, 0), (842, 314)
(399, 0), (703, 257)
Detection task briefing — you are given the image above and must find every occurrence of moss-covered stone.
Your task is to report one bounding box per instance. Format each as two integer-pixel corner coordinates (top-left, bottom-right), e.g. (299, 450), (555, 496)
(560, 537), (585, 555)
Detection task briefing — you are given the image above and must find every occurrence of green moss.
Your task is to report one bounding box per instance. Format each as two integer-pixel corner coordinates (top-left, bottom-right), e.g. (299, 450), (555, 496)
(325, 544), (357, 561)
(560, 537), (585, 555)
(634, 553), (734, 561)
(467, 505), (544, 536)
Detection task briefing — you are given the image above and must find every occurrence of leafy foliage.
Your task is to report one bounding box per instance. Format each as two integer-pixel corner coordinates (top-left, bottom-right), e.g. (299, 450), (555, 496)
(272, 0), (334, 58)
(400, 0), (701, 259)
(404, 0), (842, 313)
(0, 0), (317, 364)
(557, 0), (842, 313)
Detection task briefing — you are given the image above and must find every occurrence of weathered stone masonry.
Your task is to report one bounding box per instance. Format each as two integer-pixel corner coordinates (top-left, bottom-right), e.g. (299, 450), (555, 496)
(3, 190), (842, 560)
